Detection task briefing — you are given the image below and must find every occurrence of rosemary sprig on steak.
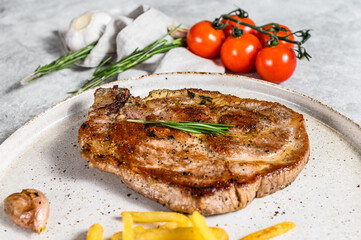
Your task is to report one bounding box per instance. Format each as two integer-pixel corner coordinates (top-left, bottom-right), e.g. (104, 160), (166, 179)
(127, 119), (234, 135)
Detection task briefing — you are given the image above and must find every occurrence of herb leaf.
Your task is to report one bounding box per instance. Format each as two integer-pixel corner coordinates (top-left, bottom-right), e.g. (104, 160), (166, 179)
(199, 95), (212, 105)
(187, 90), (195, 99)
(127, 119), (234, 135)
(70, 25), (185, 94)
(21, 41), (98, 85)
(200, 95), (212, 102)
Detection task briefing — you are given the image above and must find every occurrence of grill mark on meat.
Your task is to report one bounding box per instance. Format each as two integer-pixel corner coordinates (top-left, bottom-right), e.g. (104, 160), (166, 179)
(78, 87), (310, 215)
(104, 89), (130, 115)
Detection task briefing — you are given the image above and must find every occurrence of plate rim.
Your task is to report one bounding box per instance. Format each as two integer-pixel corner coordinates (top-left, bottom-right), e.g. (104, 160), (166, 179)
(0, 72), (360, 239)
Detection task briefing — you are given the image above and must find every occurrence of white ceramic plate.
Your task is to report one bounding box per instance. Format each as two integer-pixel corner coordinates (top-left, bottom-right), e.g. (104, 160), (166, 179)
(0, 73), (360, 240)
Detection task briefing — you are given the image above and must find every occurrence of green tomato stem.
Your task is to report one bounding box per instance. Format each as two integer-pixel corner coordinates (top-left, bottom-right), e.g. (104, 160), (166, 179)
(213, 8), (312, 60)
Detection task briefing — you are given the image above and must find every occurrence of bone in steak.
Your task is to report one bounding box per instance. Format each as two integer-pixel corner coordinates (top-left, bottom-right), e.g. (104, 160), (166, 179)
(78, 86), (310, 215)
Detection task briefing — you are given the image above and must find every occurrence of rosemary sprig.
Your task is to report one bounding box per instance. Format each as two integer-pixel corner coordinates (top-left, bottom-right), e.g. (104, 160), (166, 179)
(70, 26), (185, 94)
(127, 119), (235, 135)
(21, 41), (98, 85)
(212, 8), (312, 60)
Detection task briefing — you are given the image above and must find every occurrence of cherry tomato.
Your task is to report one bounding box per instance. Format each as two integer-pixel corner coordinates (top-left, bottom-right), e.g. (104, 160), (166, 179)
(187, 20), (225, 59)
(221, 15), (258, 37)
(255, 45), (297, 83)
(220, 33), (262, 73)
(259, 24), (295, 48)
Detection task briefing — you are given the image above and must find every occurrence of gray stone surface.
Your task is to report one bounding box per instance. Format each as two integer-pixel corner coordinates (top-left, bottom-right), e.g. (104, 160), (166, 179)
(1, 0), (360, 143)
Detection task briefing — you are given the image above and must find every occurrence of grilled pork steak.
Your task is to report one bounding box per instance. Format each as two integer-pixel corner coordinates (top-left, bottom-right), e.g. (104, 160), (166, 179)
(78, 86), (310, 215)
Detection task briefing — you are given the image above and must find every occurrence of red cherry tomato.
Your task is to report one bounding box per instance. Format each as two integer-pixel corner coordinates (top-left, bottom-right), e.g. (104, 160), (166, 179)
(220, 33), (262, 73)
(259, 24), (295, 48)
(221, 15), (258, 37)
(187, 20), (225, 59)
(255, 45), (297, 83)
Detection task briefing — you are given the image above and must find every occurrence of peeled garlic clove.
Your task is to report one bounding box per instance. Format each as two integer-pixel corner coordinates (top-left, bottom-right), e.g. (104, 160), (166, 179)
(3, 189), (50, 234)
(65, 11), (113, 51)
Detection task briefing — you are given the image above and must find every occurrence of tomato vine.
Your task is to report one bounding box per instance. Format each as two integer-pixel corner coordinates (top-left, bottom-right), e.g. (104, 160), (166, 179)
(212, 8), (312, 60)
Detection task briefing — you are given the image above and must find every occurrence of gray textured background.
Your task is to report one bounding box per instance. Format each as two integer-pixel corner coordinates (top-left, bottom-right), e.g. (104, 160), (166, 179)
(1, 0), (360, 143)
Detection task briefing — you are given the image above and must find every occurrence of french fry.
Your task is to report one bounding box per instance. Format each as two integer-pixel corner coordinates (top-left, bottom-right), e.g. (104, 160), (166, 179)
(110, 227), (228, 240)
(86, 223), (104, 240)
(111, 226), (146, 240)
(87, 210), (296, 240)
(159, 222), (179, 229)
(189, 211), (218, 240)
(241, 221), (296, 240)
(111, 232), (122, 240)
(209, 227), (229, 240)
(121, 212), (133, 240)
(128, 211), (192, 227)
(133, 225), (147, 233)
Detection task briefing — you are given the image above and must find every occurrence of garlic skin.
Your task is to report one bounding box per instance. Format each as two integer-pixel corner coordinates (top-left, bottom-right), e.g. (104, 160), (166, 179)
(65, 11), (113, 51)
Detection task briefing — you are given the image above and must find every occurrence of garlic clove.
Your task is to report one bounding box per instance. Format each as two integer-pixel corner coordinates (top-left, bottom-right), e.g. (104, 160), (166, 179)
(65, 11), (113, 51)
(168, 24), (188, 39)
(3, 189), (50, 234)
(72, 12), (94, 31)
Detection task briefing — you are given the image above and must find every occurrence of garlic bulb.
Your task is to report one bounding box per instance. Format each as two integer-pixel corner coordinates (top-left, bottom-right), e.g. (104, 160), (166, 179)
(65, 11), (113, 51)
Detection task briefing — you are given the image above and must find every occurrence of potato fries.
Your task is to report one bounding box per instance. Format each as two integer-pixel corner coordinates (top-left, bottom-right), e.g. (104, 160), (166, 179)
(110, 226), (147, 240)
(158, 222), (179, 229)
(111, 227), (228, 240)
(132, 225), (146, 233)
(113, 211), (228, 240)
(121, 212), (133, 240)
(86, 223), (104, 240)
(128, 211), (192, 227)
(189, 211), (218, 240)
(241, 221), (296, 240)
(87, 211), (295, 240)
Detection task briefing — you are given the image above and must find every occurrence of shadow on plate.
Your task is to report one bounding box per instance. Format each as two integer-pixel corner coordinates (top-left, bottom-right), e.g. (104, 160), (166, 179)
(42, 108), (167, 237)
(0, 210), (37, 239)
(71, 230), (87, 240)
